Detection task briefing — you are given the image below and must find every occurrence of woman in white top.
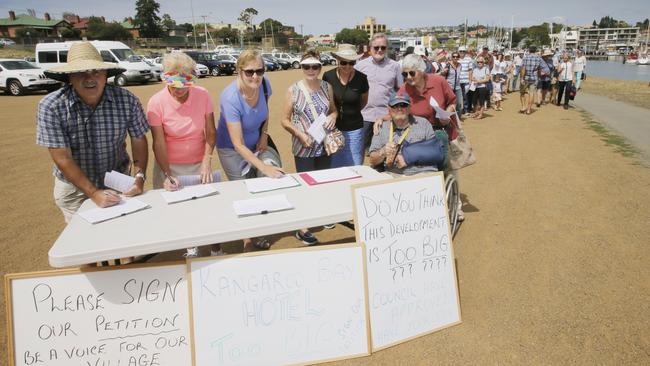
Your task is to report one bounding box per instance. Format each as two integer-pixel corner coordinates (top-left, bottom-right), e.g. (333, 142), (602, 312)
(573, 50), (587, 90)
(470, 57), (491, 119)
(556, 53), (574, 109)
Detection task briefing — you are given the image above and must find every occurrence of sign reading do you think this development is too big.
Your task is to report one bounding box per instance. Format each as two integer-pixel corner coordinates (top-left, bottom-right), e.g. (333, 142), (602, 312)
(352, 173), (461, 350)
(5, 263), (192, 366)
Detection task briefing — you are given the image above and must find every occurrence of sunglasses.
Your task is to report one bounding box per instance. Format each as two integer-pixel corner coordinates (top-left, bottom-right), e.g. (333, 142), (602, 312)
(301, 64), (321, 71)
(373, 46), (387, 51)
(339, 60), (356, 66)
(452, 55), (460, 58)
(401, 70), (417, 78)
(390, 103), (409, 109)
(242, 68), (265, 77)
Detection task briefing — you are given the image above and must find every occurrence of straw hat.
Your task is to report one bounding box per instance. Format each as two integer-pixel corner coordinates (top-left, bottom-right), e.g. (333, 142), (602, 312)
(44, 42), (125, 82)
(331, 44), (362, 61)
(542, 49), (554, 57)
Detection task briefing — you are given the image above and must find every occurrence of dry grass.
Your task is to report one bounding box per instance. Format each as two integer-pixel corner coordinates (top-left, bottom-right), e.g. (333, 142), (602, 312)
(581, 76), (650, 110)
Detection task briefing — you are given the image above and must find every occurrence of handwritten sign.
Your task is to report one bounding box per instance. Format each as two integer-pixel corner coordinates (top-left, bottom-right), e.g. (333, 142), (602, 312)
(352, 173), (461, 350)
(6, 264), (192, 366)
(189, 244), (370, 366)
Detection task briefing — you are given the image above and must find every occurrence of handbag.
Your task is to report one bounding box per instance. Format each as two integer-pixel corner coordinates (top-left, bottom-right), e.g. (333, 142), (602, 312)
(569, 85), (577, 100)
(297, 80), (345, 156)
(581, 72), (586, 80)
(448, 116), (476, 170)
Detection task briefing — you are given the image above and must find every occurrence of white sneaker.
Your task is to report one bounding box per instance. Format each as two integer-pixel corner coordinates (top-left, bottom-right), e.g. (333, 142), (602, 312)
(183, 247), (199, 258)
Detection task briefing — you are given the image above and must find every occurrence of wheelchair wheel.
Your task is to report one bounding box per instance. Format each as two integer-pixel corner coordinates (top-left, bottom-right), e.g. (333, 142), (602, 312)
(445, 173), (460, 237)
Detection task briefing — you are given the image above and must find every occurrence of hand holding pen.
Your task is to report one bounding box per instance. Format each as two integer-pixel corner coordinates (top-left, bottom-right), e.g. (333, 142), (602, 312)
(164, 173), (180, 191)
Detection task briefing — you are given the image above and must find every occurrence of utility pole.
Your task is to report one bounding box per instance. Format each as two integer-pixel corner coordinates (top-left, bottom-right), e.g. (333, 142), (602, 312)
(464, 18), (468, 48)
(190, 0), (197, 48)
(509, 15), (514, 51)
(270, 21), (275, 50)
(201, 15), (209, 50)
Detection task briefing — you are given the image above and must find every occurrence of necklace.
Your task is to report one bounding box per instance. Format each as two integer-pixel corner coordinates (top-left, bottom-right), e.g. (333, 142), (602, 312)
(238, 80), (258, 101)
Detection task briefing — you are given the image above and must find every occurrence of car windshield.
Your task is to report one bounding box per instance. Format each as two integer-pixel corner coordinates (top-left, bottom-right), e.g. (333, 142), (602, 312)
(111, 49), (136, 62)
(0, 60), (37, 70)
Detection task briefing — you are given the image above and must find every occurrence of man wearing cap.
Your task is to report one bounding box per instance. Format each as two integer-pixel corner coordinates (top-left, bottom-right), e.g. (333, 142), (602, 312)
(355, 33), (403, 152)
(36, 42), (149, 222)
(369, 93), (439, 176)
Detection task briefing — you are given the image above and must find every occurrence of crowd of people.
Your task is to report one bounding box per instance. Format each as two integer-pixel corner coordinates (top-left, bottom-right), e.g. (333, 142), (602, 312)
(35, 37), (587, 259)
(389, 44), (588, 117)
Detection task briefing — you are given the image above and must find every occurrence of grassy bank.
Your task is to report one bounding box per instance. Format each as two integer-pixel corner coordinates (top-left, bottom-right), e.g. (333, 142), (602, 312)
(580, 76), (650, 110)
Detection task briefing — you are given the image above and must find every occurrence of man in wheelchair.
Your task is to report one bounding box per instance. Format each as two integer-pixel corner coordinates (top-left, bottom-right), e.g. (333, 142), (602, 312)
(369, 93), (446, 175)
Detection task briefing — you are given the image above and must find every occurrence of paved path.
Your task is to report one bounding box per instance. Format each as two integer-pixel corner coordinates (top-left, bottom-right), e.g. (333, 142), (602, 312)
(573, 92), (650, 159)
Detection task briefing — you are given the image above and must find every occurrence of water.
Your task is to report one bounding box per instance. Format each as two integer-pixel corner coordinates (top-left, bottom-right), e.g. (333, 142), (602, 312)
(586, 60), (650, 81)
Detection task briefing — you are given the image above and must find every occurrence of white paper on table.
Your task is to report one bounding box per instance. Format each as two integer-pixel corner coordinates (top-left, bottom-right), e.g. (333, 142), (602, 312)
(233, 194), (294, 217)
(104, 170), (135, 193)
(307, 113), (328, 143)
(300, 167), (361, 184)
(244, 175), (300, 193)
(177, 171), (222, 187)
(240, 151), (260, 176)
(78, 198), (150, 224)
(160, 184), (219, 204)
(429, 97), (455, 120)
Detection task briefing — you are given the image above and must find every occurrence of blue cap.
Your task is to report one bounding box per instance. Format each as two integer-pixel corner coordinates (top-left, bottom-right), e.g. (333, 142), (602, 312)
(388, 93), (410, 107)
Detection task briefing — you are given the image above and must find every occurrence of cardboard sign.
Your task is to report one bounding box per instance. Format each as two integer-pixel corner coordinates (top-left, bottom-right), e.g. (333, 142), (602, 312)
(189, 244), (370, 366)
(352, 173), (461, 350)
(5, 263), (192, 366)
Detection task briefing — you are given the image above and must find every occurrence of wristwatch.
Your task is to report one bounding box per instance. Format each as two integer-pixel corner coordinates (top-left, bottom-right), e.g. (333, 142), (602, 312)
(135, 171), (146, 182)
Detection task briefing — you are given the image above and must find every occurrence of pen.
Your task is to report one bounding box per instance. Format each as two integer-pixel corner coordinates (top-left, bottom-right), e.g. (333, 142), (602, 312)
(165, 172), (177, 186)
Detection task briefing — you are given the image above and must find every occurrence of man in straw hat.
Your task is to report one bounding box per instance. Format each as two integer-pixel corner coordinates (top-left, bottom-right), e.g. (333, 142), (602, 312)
(36, 41), (149, 222)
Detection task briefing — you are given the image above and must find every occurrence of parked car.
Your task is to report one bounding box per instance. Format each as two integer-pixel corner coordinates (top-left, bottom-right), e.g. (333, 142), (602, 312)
(0, 38), (16, 46)
(0, 59), (61, 96)
(151, 57), (209, 79)
(36, 41), (153, 86)
(182, 51), (235, 76)
(262, 53), (290, 70)
(271, 52), (301, 69)
(321, 53), (337, 65)
(262, 56), (280, 71)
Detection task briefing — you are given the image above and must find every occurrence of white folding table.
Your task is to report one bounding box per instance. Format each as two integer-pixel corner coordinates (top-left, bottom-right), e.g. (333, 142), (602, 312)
(48, 166), (390, 267)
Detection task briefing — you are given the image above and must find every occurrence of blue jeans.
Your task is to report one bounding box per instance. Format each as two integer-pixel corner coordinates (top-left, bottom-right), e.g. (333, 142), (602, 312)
(454, 89), (463, 116)
(331, 128), (364, 168)
(574, 71), (583, 89)
(460, 83), (470, 113)
(361, 120), (375, 151)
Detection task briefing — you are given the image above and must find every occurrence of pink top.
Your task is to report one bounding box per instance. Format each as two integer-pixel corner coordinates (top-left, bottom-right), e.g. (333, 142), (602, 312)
(147, 86), (214, 164)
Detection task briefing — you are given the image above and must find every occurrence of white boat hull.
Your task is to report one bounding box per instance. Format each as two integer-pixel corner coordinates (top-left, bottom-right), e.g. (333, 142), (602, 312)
(636, 58), (649, 65)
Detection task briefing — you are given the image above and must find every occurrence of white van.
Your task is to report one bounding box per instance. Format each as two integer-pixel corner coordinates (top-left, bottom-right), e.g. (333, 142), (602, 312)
(35, 41), (153, 86)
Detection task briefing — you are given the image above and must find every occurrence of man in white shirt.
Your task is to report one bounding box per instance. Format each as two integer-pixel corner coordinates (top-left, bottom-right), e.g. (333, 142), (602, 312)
(355, 33), (403, 151)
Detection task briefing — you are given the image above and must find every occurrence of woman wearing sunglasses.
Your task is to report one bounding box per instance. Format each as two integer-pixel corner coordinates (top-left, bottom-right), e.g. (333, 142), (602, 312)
(281, 50), (338, 245)
(216, 49), (284, 251)
(322, 44), (369, 168)
(392, 54), (466, 222)
(147, 52), (218, 257)
(470, 57), (490, 119)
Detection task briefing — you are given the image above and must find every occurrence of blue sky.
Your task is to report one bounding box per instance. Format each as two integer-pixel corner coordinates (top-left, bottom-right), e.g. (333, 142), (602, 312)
(1, 0), (648, 35)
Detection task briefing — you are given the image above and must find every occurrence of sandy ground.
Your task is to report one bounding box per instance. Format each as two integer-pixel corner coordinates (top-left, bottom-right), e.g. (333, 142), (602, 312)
(1, 69), (649, 365)
(580, 76), (650, 110)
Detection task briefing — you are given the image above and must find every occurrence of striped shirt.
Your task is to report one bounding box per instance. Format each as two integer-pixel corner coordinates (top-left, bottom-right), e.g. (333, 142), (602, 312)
(458, 56), (474, 84)
(36, 85), (149, 187)
(289, 80), (331, 157)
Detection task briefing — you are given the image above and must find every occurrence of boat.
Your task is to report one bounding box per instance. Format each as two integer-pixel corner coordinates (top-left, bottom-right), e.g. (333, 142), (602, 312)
(627, 52), (638, 62)
(637, 54), (649, 65)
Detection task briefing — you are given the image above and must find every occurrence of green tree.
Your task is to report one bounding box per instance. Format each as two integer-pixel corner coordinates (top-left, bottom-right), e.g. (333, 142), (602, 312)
(526, 23), (551, 46)
(598, 16), (619, 28)
(335, 28), (368, 46)
(15, 27), (39, 38)
(134, 0), (163, 37)
(161, 13), (176, 31)
(214, 27), (240, 44)
(636, 18), (649, 30)
(87, 17), (132, 40)
(237, 7), (258, 43)
(60, 27), (81, 38)
(592, 20), (598, 27)
(178, 23), (193, 34)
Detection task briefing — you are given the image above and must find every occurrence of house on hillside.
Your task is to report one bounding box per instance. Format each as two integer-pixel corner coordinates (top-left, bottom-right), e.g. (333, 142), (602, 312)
(120, 18), (140, 38)
(0, 10), (70, 38)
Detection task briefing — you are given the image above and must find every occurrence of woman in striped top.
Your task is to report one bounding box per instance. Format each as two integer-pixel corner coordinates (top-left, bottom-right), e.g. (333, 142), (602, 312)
(281, 49), (337, 244)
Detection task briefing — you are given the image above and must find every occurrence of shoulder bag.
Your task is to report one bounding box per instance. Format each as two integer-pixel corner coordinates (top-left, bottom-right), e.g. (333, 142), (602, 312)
(448, 114), (477, 170)
(297, 80), (344, 156)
